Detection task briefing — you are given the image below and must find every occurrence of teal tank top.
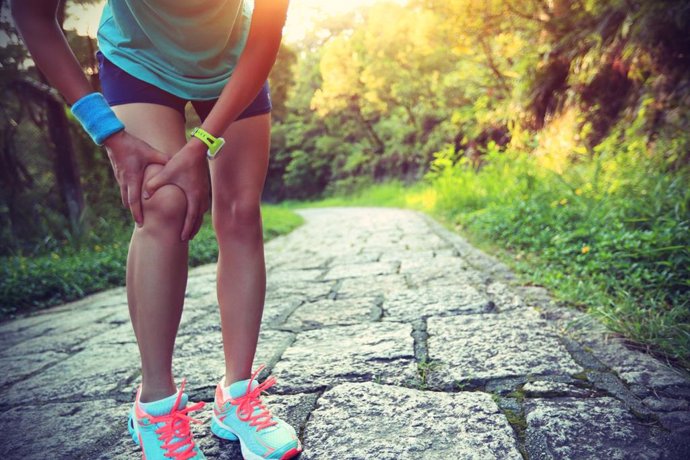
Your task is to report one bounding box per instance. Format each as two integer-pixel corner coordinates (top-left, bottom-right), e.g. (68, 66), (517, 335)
(97, 0), (254, 100)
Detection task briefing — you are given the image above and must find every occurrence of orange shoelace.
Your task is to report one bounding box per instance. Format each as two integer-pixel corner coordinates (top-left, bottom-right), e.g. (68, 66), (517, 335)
(147, 379), (205, 460)
(232, 364), (279, 432)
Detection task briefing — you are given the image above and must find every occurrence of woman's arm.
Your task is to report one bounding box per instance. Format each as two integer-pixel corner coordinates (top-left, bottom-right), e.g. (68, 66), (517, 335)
(10, 0), (169, 227)
(201, 0), (290, 136)
(143, 0), (290, 241)
(10, 0), (92, 103)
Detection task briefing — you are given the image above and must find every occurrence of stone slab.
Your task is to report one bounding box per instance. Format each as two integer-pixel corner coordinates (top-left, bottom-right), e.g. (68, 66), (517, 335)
(301, 382), (522, 459)
(398, 254), (479, 287)
(486, 281), (527, 311)
(0, 307), (121, 358)
(427, 311), (583, 388)
(0, 314), (55, 350)
(322, 261), (400, 281)
(282, 297), (381, 330)
(657, 410), (690, 432)
(264, 281), (335, 303)
(580, 336), (690, 397)
(1, 319), (117, 356)
(267, 268), (325, 285)
(383, 285), (492, 322)
(524, 397), (689, 459)
(0, 350), (68, 389)
(522, 380), (597, 398)
(271, 322), (418, 392)
(0, 399), (128, 459)
(267, 252), (332, 271)
(260, 294), (305, 328)
(329, 251), (382, 265)
(84, 324), (137, 346)
(378, 249), (437, 262)
(336, 274), (409, 298)
(32, 287), (127, 314)
(184, 272), (219, 299)
(393, 233), (451, 252)
(3, 342), (139, 405)
(642, 395), (689, 412)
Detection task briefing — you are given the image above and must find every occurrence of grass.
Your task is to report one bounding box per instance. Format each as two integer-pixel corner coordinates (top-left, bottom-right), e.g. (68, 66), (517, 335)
(416, 358), (443, 389)
(280, 148), (690, 372)
(0, 204), (304, 321)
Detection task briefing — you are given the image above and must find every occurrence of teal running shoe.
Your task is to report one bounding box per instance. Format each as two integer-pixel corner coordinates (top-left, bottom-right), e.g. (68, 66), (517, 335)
(128, 378), (206, 460)
(211, 364), (302, 459)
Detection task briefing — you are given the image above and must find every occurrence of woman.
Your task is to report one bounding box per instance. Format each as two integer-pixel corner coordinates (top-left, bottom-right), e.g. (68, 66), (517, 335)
(10, 0), (301, 459)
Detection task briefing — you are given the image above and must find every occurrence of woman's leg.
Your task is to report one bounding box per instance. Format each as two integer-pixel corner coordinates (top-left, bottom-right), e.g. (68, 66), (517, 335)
(209, 113), (271, 386)
(111, 103), (189, 402)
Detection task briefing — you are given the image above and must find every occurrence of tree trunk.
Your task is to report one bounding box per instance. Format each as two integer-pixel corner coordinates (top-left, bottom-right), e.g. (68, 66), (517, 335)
(352, 103), (385, 154)
(44, 0), (85, 234)
(44, 95), (84, 233)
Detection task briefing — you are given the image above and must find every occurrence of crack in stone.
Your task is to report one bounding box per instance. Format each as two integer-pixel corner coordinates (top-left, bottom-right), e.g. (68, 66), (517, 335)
(558, 334), (610, 372)
(553, 333), (666, 423)
(328, 279), (342, 300)
(410, 318), (428, 363)
(495, 401), (529, 460)
(298, 388), (326, 441)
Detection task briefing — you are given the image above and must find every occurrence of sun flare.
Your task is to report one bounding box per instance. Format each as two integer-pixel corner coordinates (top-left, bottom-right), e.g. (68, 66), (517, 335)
(64, 0), (405, 43)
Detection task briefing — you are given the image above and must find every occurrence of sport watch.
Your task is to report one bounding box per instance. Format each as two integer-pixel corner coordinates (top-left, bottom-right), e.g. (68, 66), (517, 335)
(191, 127), (225, 159)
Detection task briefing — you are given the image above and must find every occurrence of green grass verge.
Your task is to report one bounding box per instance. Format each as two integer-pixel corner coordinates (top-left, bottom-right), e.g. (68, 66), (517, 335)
(0, 204), (304, 321)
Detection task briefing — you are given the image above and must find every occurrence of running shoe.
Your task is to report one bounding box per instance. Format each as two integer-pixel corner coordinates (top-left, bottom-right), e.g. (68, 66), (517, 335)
(211, 364), (302, 459)
(128, 378), (206, 460)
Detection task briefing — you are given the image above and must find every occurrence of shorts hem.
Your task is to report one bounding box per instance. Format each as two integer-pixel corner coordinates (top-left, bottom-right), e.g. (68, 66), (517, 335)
(236, 107), (272, 121)
(106, 98), (185, 115)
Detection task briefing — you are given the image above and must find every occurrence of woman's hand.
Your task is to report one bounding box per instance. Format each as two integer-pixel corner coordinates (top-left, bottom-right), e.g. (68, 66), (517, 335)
(142, 139), (210, 241)
(103, 130), (170, 227)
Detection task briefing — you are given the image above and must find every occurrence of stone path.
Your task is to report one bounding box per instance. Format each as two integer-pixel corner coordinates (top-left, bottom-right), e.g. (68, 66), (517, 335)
(1, 207), (689, 459)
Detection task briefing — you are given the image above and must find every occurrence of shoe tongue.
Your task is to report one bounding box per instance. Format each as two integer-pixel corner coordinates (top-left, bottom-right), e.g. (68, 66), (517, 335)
(228, 378), (260, 399)
(142, 391), (189, 417)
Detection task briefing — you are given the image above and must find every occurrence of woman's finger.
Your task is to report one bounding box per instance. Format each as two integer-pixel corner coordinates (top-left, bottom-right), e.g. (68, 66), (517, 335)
(190, 212), (204, 240)
(181, 197), (198, 242)
(142, 168), (169, 200)
(127, 177), (143, 227)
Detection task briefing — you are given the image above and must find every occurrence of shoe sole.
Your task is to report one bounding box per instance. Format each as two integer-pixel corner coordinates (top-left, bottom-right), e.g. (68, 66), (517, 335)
(210, 414), (302, 460)
(128, 413), (140, 446)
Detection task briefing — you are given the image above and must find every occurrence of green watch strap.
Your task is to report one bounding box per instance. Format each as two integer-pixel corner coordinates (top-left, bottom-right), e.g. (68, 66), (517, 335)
(191, 127), (225, 158)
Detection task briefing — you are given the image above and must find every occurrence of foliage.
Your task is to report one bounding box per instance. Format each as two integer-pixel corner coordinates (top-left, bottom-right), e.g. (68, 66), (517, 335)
(265, 0), (690, 198)
(0, 205), (304, 319)
(0, 4), (123, 255)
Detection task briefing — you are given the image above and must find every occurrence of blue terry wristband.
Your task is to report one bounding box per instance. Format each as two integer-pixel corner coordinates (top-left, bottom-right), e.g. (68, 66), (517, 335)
(70, 92), (125, 145)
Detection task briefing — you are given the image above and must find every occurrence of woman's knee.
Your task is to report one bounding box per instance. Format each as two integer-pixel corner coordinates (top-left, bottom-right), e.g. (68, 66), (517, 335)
(212, 195), (262, 238)
(141, 164), (186, 228)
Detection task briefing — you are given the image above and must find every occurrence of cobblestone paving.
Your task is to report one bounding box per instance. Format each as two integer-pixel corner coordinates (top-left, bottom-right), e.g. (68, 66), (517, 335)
(1, 207), (689, 459)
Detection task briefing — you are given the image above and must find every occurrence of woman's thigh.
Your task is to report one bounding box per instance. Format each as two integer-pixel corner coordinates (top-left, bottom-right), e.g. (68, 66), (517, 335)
(209, 113), (271, 214)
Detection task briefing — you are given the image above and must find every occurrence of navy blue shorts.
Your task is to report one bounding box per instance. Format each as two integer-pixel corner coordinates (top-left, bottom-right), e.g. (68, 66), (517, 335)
(96, 50), (272, 123)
